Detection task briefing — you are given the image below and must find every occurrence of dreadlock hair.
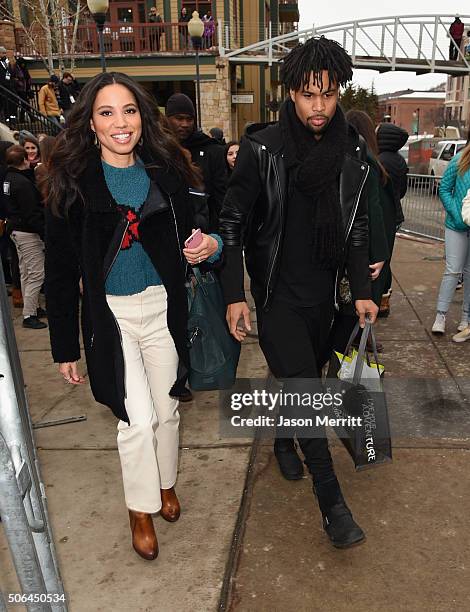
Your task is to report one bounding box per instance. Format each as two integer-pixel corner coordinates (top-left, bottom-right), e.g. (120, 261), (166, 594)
(280, 36), (353, 93)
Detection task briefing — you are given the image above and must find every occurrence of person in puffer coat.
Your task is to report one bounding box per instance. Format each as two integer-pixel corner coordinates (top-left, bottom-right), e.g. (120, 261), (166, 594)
(376, 122), (409, 316)
(432, 145), (470, 340)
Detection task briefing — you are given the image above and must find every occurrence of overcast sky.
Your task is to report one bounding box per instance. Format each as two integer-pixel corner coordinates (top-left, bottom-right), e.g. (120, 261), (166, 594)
(298, 2), (467, 94)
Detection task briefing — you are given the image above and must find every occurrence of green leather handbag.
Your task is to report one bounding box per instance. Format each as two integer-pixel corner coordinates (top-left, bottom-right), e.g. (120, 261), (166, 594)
(186, 268), (241, 391)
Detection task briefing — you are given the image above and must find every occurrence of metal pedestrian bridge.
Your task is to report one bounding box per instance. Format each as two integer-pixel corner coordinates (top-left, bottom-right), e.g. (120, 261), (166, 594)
(219, 14), (470, 75)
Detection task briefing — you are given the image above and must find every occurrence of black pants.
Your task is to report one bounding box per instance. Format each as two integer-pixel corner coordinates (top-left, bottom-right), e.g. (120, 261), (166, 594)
(256, 297), (337, 487)
(0, 87), (15, 125)
(450, 38), (461, 60)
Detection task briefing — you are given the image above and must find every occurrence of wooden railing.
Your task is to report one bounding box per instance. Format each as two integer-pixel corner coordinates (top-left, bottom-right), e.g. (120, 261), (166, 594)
(14, 22), (219, 58)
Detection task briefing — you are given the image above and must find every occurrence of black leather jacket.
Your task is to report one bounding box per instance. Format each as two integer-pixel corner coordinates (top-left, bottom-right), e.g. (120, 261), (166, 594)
(219, 121), (371, 310)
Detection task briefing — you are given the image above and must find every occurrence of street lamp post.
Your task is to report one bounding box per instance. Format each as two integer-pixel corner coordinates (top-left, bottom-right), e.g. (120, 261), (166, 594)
(87, 0), (109, 73)
(413, 107), (420, 136)
(188, 11), (204, 129)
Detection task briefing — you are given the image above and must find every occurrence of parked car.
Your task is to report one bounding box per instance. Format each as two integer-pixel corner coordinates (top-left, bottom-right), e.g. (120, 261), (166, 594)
(429, 140), (467, 178)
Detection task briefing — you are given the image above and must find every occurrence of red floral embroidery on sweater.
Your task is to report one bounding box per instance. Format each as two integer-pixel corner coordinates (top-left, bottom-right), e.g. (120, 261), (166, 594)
(118, 205), (141, 250)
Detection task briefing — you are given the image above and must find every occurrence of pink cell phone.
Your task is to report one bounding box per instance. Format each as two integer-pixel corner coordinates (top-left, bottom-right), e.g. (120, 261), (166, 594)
(184, 228), (203, 249)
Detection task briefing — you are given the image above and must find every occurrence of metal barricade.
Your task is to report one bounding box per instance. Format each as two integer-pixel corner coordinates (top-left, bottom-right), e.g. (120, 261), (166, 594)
(0, 265), (67, 611)
(400, 174), (445, 241)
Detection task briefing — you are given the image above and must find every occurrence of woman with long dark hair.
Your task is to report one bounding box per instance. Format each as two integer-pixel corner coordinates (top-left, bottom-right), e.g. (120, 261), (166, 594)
(326, 109), (391, 365)
(34, 135), (56, 203)
(346, 109), (395, 306)
(45, 71), (222, 560)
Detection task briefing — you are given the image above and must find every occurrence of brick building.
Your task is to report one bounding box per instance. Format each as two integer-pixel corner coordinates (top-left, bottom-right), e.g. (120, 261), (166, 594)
(379, 91), (446, 135)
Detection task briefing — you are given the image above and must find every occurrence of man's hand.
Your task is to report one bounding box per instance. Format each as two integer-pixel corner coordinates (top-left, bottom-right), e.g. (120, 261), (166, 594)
(355, 299), (379, 327)
(369, 261), (385, 281)
(226, 302), (251, 342)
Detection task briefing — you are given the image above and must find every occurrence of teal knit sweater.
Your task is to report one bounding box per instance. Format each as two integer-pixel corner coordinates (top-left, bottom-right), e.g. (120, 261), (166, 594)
(103, 160), (163, 296)
(103, 160), (222, 296)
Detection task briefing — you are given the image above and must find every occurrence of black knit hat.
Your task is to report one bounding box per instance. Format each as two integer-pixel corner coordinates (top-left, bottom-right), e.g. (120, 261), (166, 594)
(165, 93), (195, 117)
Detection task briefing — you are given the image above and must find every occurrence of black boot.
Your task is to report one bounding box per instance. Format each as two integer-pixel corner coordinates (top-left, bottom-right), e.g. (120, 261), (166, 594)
(314, 479), (365, 549)
(274, 438), (304, 480)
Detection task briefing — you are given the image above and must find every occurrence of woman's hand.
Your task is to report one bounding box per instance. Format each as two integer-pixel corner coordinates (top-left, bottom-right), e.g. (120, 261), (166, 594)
(183, 229), (218, 265)
(369, 261), (385, 281)
(59, 362), (85, 385)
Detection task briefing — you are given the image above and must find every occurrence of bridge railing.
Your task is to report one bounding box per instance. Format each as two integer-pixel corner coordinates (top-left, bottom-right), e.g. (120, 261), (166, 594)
(220, 14), (470, 73)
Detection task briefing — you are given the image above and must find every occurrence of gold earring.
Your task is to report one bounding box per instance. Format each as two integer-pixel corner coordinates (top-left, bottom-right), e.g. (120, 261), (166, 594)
(93, 132), (101, 149)
(138, 137), (143, 146)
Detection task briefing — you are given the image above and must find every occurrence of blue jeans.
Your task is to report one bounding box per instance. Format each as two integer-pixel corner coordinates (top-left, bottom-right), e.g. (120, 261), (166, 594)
(436, 227), (470, 318)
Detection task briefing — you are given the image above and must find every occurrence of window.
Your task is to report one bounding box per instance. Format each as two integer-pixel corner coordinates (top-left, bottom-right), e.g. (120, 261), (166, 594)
(441, 143), (455, 161)
(183, 1), (212, 16)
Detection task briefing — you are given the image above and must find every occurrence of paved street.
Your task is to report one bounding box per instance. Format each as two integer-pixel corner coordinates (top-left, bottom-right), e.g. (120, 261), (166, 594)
(1, 235), (470, 611)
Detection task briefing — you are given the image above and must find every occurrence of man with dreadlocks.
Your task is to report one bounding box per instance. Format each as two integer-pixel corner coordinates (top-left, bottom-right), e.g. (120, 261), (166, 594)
(219, 36), (378, 548)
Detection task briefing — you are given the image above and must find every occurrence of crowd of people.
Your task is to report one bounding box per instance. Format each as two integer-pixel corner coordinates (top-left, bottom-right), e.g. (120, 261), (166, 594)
(4, 30), (470, 564)
(0, 131), (54, 329)
(0, 50), (81, 129)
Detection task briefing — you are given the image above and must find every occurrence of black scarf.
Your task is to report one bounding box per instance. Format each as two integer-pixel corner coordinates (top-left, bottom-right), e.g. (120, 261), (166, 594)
(279, 99), (347, 269)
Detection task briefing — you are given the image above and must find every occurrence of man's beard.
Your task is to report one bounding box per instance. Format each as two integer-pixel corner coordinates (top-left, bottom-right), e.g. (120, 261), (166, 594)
(305, 115), (330, 136)
(177, 127), (193, 142)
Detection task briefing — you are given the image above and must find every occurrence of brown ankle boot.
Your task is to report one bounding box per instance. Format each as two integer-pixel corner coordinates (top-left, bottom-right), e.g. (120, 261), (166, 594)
(12, 288), (23, 308)
(128, 510), (159, 560)
(160, 487), (181, 522)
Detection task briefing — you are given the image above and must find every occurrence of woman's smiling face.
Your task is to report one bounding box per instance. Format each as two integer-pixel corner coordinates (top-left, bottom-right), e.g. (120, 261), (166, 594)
(90, 83), (142, 166)
(24, 141), (38, 159)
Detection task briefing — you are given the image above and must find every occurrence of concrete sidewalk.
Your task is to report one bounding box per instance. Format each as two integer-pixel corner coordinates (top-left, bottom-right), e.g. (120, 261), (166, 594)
(228, 235), (470, 612)
(1, 235), (470, 611)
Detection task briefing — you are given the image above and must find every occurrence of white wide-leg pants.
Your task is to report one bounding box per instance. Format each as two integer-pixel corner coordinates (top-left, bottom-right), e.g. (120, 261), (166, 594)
(106, 285), (180, 513)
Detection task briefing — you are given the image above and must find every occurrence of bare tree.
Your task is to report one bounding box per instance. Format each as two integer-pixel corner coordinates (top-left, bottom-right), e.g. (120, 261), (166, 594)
(0, 0), (86, 74)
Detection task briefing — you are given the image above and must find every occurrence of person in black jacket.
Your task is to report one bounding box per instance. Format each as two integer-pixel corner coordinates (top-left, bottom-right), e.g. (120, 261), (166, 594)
(219, 36), (378, 549)
(11, 57), (33, 123)
(44, 72), (221, 561)
(57, 72), (81, 124)
(3, 145), (46, 329)
(0, 47), (16, 127)
(165, 93), (227, 232)
(0, 141), (13, 285)
(376, 122), (409, 317)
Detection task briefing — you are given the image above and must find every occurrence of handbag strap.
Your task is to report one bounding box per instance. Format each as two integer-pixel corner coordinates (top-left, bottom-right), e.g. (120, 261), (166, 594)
(352, 321), (381, 385)
(343, 321), (361, 359)
(190, 266), (211, 297)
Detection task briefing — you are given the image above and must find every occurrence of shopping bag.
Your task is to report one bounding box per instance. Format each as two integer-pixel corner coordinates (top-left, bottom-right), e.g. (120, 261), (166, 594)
(327, 321), (392, 470)
(186, 267), (241, 391)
